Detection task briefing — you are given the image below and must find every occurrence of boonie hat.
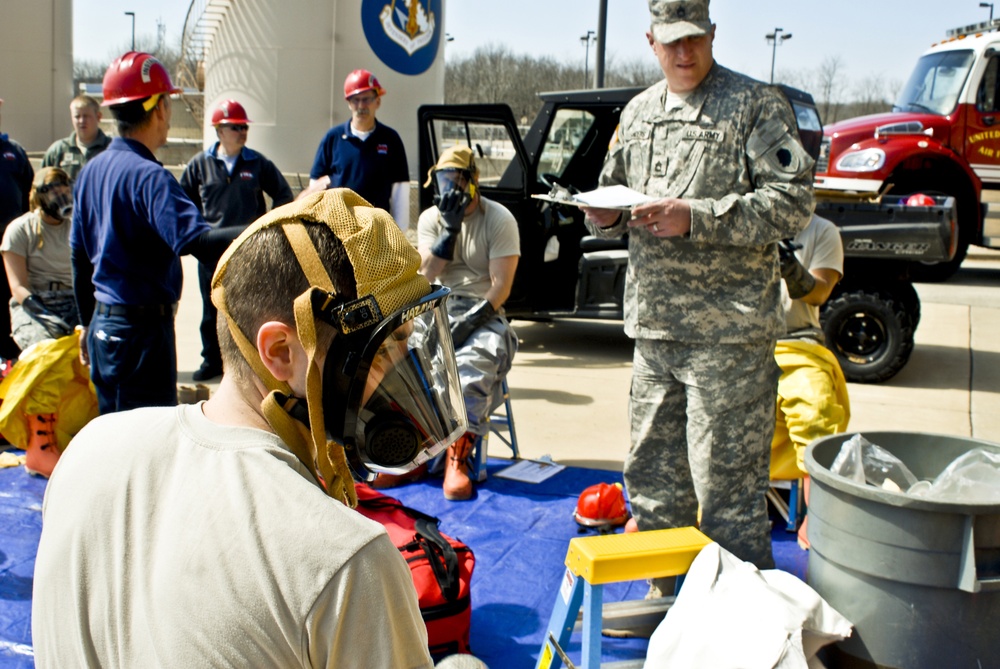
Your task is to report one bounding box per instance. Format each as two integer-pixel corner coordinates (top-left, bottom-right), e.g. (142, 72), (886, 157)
(648, 0), (713, 45)
(423, 145), (479, 187)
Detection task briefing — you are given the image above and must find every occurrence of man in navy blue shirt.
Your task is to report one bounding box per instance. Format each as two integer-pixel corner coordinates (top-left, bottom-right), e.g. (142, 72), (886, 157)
(0, 98), (35, 360)
(181, 99), (293, 381)
(72, 53), (240, 414)
(301, 69), (410, 232)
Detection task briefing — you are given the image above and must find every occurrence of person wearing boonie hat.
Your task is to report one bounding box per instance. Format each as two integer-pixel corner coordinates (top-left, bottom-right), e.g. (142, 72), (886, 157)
(33, 188), (473, 667)
(582, 0), (815, 579)
(402, 145), (520, 501)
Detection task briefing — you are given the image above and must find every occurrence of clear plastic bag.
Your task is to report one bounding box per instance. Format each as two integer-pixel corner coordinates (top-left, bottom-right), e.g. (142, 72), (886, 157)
(829, 434), (919, 491)
(907, 448), (1000, 503)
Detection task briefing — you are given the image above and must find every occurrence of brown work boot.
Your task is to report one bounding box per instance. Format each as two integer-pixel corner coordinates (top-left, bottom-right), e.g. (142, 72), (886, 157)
(370, 463), (428, 489)
(443, 433), (475, 501)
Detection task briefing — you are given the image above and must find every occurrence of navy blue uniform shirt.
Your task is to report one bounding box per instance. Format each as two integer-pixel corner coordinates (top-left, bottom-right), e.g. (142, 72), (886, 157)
(70, 137), (209, 306)
(308, 120), (408, 211)
(0, 134), (33, 228)
(180, 143), (293, 229)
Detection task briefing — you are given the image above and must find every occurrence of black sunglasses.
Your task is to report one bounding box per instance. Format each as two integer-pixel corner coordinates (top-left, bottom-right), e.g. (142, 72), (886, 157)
(224, 124), (249, 132)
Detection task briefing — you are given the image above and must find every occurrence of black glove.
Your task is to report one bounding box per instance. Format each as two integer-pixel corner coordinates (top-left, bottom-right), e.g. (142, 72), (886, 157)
(450, 299), (497, 348)
(430, 189), (471, 260)
(778, 239), (816, 300)
(21, 294), (74, 338)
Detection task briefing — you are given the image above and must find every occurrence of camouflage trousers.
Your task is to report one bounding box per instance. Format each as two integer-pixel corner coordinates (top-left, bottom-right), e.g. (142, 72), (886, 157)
(447, 296), (518, 436)
(9, 290), (80, 352)
(626, 338), (780, 568)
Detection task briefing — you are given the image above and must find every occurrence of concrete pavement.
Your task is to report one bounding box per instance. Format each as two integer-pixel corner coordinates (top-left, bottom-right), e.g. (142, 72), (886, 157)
(174, 248), (1000, 471)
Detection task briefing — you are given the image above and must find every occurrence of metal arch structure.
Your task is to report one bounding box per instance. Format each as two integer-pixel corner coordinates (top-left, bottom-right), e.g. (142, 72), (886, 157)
(176, 0), (233, 126)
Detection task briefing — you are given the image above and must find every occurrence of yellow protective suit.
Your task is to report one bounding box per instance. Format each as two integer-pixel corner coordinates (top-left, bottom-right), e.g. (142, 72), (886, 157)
(0, 335), (98, 453)
(770, 339), (851, 481)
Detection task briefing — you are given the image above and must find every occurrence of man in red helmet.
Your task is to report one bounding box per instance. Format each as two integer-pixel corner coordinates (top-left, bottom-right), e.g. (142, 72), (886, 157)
(301, 69), (410, 233)
(71, 52), (242, 414)
(180, 99), (293, 382)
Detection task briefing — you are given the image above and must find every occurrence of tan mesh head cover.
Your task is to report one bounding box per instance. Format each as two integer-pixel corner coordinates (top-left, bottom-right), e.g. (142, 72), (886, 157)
(211, 188), (430, 505)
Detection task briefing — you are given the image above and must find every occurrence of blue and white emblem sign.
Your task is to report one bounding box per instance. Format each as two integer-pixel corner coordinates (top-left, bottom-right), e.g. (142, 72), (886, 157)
(361, 0), (442, 75)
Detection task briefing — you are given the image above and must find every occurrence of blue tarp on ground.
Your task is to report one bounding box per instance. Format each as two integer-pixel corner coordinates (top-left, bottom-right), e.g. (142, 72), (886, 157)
(0, 455), (806, 668)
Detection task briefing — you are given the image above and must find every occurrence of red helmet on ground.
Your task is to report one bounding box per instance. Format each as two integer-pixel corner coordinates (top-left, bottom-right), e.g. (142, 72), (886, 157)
(344, 69), (386, 99)
(102, 51), (182, 107)
(211, 100), (251, 126)
(574, 482), (630, 529)
(905, 193), (936, 207)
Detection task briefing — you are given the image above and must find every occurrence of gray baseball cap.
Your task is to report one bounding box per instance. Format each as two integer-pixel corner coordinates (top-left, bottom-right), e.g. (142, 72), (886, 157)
(649, 0), (713, 44)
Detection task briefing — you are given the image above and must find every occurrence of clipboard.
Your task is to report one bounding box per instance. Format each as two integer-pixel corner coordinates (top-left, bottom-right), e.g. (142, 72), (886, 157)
(532, 185), (655, 211)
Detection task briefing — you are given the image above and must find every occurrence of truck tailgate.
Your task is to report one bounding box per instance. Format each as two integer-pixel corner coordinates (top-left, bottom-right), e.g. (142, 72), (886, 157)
(816, 196), (957, 262)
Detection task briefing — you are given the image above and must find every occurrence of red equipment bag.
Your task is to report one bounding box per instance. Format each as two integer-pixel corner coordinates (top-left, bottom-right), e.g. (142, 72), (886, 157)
(354, 483), (475, 656)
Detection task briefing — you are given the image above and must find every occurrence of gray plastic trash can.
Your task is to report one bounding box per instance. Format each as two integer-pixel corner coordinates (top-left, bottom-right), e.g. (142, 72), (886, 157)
(804, 431), (1000, 669)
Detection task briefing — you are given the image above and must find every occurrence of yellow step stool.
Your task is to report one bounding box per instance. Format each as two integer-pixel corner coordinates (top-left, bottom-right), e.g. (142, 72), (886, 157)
(535, 527), (711, 669)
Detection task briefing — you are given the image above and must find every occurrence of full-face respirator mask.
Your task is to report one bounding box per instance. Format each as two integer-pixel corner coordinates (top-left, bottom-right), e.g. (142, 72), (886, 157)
(33, 168), (73, 221)
(424, 144), (479, 210)
(211, 189), (468, 506)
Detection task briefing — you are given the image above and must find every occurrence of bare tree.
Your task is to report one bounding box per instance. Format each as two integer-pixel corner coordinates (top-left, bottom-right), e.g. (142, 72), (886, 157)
(851, 73), (893, 116)
(74, 33), (184, 94)
(816, 56), (844, 124)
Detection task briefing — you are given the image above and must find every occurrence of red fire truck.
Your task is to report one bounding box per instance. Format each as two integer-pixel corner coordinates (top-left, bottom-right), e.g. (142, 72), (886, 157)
(817, 18), (1000, 281)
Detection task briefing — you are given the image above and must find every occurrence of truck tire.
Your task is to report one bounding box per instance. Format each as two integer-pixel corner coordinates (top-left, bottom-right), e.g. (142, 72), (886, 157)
(820, 288), (915, 384)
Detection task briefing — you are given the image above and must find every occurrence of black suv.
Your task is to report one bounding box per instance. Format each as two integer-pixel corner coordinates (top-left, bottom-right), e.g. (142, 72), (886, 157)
(417, 86), (955, 383)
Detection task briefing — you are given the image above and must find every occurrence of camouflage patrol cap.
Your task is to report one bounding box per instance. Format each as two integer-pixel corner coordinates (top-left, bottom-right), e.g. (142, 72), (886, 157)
(649, 0), (713, 44)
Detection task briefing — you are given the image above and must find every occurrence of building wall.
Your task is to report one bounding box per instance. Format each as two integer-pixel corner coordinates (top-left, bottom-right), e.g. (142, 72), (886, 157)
(203, 0), (446, 180)
(0, 0), (74, 152)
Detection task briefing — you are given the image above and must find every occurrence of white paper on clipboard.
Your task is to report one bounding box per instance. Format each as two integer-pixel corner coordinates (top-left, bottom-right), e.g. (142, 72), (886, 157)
(494, 456), (566, 484)
(533, 185), (655, 211)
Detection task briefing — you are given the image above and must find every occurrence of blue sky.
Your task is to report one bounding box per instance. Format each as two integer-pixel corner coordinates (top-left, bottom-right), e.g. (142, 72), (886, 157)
(74, 1), (991, 90)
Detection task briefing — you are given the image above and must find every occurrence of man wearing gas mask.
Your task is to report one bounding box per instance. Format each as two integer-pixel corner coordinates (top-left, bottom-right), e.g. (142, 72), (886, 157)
(1, 167), (79, 351)
(413, 146), (520, 500)
(32, 189), (466, 667)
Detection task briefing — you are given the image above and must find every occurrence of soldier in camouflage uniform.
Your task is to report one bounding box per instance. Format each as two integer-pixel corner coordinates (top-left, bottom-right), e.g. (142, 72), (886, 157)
(584, 0), (814, 569)
(41, 96), (111, 183)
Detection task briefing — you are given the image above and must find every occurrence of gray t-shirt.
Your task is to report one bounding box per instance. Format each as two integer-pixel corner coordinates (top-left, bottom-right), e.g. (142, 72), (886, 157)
(0, 211), (73, 292)
(782, 214), (844, 336)
(32, 404), (433, 669)
(417, 196), (520, 300)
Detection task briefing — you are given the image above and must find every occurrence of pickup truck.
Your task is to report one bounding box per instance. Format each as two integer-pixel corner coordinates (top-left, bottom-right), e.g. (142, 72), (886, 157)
(417, 86), (956, 383)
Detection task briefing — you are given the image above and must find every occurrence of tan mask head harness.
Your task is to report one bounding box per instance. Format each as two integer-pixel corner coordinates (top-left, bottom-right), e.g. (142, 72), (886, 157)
(211, 189), (431, 506)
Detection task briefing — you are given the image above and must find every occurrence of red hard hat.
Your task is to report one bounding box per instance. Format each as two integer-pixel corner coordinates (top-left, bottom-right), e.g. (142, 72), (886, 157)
(574, 482), (630, 529)
(344, 69), (386, 99)
(211, 99), (251, 126)
(102, 51), (182, 107)
(905, 193), (936, 207)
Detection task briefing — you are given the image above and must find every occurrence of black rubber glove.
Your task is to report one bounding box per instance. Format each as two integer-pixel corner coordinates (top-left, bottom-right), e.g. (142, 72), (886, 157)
(778, 239), (817, 300)
(450, 299), (497, 348)
(21, 295), (74, 338)
(430, 189), (471, 260)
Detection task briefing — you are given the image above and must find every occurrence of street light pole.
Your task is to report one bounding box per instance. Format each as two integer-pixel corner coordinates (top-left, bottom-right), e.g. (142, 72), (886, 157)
(981, 2), (995, 23)
(125, 11), (136, 51)
(765, 27), (792, 84)
(580, 30), (596, 89)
